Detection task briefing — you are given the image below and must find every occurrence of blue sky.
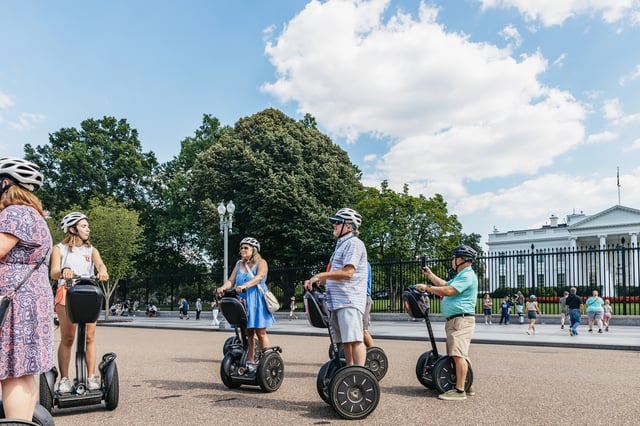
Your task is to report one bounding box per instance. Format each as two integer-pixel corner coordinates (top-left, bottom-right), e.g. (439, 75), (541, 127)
(2, 0), (640, 246)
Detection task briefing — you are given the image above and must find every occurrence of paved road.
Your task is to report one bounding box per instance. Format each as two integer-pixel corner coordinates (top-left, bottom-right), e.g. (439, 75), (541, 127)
(36, 314), (640, 425)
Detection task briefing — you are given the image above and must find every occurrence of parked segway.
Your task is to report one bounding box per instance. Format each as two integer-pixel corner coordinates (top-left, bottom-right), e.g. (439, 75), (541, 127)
(39, 277), (119, 413)
(305, 285), (379, 420)
(403, 285), (473, 393)
(218, 288), (284, 392)
(0, 402), (54, 425)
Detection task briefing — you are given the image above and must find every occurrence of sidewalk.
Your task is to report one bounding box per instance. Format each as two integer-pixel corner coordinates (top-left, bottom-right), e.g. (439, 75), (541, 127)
(100, 312), (639, 351)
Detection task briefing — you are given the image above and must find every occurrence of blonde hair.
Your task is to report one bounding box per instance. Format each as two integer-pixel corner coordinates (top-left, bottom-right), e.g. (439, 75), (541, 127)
(0, 183), (45, 216)
(61, 233), (92, 252)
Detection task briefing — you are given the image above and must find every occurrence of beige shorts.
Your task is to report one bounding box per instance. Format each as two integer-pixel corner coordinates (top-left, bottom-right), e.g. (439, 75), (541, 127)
(445, 316), (475, 359)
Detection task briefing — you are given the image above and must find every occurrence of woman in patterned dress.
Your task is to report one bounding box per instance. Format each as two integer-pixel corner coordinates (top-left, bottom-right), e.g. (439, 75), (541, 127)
(0, 157), (53, 421)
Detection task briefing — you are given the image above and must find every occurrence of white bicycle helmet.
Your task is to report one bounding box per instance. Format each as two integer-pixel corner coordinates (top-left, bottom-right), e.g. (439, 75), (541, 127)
(329, 208), (362, 229)
(0, 157), (44, 191)
(240, 237), (260, 252)
(61, 212), (88, 233)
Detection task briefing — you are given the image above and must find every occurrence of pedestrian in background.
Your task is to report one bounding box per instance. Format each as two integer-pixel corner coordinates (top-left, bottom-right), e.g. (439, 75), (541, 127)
(289, 296), (298, 320)
(515, 291), (525, 324)
(585, 290), (604, 333)
(482, 293), (492, 324)
(210, 298), (220, 326)
(195, 298), (203, 320)
(499, 296), (513, 325)
(559, 291), (569, 329)
(566, 287), (583, 336)
(525, 295), (541, 335)
(603, 299), (612, 332)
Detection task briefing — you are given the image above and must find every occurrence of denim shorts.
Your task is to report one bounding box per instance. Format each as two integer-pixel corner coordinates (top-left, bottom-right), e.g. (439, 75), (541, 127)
(588, 311), (603, 320)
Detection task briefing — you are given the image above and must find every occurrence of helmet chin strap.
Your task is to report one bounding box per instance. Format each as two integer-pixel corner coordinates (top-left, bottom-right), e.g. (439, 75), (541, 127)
(337, 223), (353, 238)
(70, 228), (89, 244)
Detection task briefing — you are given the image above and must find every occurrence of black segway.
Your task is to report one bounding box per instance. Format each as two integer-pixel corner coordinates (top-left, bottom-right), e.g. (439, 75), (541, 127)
(305, 286), (379, 420)
(326, 337), (388, 381)
(218, 289), (284, 392)
(0, 402), (54, 425)
(402, 285), (473, 393)
(39, 277), (119, 412)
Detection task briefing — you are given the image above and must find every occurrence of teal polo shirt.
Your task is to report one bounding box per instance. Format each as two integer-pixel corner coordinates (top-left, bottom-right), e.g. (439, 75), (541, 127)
(440, 266), (479, 318)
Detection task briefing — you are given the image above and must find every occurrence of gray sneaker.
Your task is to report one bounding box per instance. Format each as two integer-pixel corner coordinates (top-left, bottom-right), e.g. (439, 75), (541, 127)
(467, 386), (475, 396)
(58, 377), (73, 393)
(87, 375), (101, 390)
(438, 389), (467, 401)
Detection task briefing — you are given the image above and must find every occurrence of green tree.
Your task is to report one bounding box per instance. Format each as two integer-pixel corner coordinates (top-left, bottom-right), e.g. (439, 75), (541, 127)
(136, 114), (231, 275)
(84, 198), (143, 319)
(24, 116), (157, 213)
(355, 181), (463, 261)
(192, 108), (362, 268)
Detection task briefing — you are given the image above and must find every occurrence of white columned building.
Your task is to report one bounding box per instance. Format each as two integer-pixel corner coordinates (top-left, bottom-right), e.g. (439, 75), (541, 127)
(486, 205), (640, 296)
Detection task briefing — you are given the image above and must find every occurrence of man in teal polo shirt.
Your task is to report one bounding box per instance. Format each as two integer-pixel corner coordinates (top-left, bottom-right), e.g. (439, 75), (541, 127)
(416, 244), (478, 401)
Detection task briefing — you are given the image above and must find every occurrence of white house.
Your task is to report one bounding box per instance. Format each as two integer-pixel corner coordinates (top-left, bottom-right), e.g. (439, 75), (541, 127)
(485, 205), (640, 296)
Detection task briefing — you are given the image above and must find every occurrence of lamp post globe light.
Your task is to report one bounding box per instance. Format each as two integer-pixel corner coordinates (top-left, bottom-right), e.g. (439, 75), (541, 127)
(218, 200), (235, 282)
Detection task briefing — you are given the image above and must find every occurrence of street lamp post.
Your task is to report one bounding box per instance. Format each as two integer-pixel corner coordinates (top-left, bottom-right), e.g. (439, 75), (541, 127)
(217, 200), (235, 282)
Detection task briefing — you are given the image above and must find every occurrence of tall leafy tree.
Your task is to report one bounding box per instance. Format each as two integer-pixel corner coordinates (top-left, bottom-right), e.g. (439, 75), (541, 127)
(137, 114), (231, 275)
(192, 108), (362, 267)
(355, 181), (463, 261)
(23, 116), (157, 213)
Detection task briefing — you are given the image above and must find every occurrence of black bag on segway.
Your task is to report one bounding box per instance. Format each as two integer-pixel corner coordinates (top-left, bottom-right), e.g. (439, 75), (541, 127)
(402, 288), (429, 319)
(66, 280), (104, 324)
(304, 290), (330, 329)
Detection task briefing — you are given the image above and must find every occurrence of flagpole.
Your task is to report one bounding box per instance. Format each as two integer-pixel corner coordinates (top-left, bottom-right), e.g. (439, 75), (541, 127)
(617, 167), (621, 206)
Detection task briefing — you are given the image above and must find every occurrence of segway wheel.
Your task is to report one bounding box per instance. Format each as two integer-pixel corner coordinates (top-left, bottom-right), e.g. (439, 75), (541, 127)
(257, 351), (284, 392)
(316, 359), (344, 404)
(220, 353), (241, 389)
(329, 366), (379, 420)
(37, 375), (54, 413)
(415, 351), (437, 389)
(0, 402), (54, 426)
(365, 346), (388, 381)
(223, 336), (260, 359)
(104, 364), (120, 411)
(432, 355), (473, 394)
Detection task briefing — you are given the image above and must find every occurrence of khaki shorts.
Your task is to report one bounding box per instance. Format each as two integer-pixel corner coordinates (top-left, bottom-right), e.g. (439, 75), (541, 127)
(330, 307), (364, 344)
(445, 316), (475, 359)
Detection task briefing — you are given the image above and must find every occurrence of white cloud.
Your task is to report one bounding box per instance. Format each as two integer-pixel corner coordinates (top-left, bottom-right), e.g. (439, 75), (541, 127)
(0, 90), (13, 109)
(586, 130), (618, 144)
(551, 53), (567, 68)
(363, 153), (377, 161)
(263, 0), (586, 200)
(603, 98), (640, 125)
(619, 64), (640, 86)
(456, 170), (640, 232)
(478, 0), (640, 27)
(499, 24), (522, 48)
(631, 138), (640, 149)
(7, 113), (46, 130)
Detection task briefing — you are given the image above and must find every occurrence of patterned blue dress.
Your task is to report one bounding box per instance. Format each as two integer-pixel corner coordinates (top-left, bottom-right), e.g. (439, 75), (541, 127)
(235, 261), (274, 329)
(0, 205), (54, 379)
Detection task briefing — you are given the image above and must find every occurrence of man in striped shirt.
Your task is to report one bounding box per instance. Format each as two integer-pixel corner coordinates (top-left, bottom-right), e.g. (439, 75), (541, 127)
(304, 208), (368, 366)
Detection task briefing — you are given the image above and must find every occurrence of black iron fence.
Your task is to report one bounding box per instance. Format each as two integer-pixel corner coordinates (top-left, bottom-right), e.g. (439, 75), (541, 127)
(118, 244), (640, 315)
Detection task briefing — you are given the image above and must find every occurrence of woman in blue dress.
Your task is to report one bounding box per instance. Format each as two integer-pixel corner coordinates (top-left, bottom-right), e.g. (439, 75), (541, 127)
(217, 237), (274, 362)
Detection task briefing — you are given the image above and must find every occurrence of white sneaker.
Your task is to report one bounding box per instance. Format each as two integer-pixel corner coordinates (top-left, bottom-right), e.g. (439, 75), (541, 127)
(87, 375), (101, 390)
(58, 377), (73, 393)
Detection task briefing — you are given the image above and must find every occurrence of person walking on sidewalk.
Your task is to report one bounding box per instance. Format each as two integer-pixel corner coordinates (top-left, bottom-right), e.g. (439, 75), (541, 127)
(211, 299), (220, 326)
(603, 299), (612, 332)
(525, 295), (541, 335)
(289, 296), (298, 320)
(195, 298), (203, 320)
(416, 244), (478, 401)
(566, 287), (583, 336)
(585, 290), (604, 333)
(559, 291), (569, 329)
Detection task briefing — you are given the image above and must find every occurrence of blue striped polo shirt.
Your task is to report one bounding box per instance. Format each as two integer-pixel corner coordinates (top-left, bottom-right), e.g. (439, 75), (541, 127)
(326, 234), (368, 314)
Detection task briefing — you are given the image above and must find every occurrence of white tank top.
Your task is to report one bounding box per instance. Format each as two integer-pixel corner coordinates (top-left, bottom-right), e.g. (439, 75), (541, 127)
(56, 243), (94, 286)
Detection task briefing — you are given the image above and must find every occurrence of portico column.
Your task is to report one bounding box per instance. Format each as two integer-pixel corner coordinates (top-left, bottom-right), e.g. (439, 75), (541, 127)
(631, 233), (639, 287)
(599, 235), (608, 290)
(568, 237), (577, 287)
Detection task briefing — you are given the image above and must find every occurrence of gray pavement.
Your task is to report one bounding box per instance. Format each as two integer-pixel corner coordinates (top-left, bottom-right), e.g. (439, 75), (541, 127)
(102, 311), (640, 351)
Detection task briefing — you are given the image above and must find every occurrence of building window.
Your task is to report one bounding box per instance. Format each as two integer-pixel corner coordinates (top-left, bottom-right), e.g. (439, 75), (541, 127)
(517, 274), (525, 286)
(517, 256), (524, 264)
(499, 276), (506, 287)
(557, 273), (566, 286)
(537, 274), (545, 286)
